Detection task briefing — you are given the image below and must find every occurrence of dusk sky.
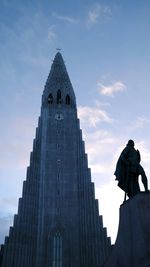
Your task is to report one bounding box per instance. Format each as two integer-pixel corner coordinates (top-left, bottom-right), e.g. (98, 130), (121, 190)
(0, 0), (150, 244)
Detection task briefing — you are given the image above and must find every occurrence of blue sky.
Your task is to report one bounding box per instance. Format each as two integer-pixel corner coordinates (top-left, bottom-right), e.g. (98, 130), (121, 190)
(0, 0), (150, 244)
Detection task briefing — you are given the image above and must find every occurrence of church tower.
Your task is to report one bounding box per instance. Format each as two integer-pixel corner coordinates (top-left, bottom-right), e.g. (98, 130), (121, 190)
(0, 52), (111, 267)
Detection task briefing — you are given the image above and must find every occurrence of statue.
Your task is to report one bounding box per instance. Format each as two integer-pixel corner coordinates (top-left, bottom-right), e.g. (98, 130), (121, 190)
(114, 140), (148, 200)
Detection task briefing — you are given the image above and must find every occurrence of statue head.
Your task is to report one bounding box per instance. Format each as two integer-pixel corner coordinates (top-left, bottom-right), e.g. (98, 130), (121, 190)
(127, 139), (134, 147)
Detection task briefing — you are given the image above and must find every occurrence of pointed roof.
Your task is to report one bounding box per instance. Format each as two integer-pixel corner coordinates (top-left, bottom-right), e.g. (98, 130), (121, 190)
(43, 52), (76, 105)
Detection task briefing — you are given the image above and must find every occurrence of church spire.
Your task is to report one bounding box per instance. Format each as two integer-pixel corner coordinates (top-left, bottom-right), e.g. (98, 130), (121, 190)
(0, 52), (111, 267)
(42, 52), (76, 108)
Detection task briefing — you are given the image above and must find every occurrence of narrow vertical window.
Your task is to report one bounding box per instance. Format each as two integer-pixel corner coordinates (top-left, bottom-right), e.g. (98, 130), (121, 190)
(57, 90), (62, 104)
(65, 94), (70, 105)
(48, 93), (53, 104)
(53, 232), (62, 267)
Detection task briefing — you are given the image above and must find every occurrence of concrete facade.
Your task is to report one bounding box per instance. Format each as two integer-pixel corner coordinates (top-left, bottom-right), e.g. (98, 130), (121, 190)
(0, 52), (111, 267)
(103, 192), (150, 267)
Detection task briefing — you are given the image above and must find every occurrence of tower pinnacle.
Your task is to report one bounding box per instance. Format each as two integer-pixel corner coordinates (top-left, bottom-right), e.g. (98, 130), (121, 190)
(43, 52), (76, 107)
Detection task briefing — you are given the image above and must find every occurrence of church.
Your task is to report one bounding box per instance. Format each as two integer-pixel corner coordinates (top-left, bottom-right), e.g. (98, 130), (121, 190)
(0, 52), (111, 267)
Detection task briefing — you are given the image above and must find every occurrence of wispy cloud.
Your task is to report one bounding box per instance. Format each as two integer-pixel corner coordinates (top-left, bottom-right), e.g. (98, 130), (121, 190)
(82, 129), (117, 167)
(129, 116), (150, 131)
(98, 81), (126, 97)
(0, 11), (57, 68)
(0, 117), (35, 168)
(87, 3), (112, 26)
(52, 12), (79, 24)
(136, 141), (150, 164)
(48, 26), (56, 41)
(78, 106), (112, 127)
(77, 104), (117, 183)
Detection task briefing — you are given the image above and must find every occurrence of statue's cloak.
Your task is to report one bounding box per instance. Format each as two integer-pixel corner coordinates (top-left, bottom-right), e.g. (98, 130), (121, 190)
(114, 153), (128, 192)
(114, 147), (141, 196)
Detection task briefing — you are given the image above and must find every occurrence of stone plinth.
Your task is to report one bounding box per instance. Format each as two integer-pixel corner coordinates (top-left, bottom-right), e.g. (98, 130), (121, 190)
(103, 192), (150, 267)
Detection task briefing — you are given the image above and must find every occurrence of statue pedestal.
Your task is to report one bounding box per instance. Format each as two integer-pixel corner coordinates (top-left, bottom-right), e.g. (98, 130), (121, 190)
(103, 192), (150, 267)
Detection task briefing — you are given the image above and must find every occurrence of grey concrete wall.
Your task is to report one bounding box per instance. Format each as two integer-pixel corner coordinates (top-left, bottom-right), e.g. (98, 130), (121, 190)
(103, 192), (150, 267)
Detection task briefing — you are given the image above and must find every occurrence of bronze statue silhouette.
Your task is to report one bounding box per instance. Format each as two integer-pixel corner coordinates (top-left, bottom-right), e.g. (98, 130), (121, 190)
(114, 140), (148, 200)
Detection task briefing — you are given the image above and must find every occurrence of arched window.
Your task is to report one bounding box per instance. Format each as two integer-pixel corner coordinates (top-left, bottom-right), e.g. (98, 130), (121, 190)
(53, 232), (62, 267)
(57, 90), (62, 104)
(65, 94), (70, 105)
(48, 93), (53, 104)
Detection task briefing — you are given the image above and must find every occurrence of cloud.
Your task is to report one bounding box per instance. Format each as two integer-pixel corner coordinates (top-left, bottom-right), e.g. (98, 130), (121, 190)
(96, 181), (123, 243)
(0, 116), (35, 168)
(90, 163), (112, 174)
(0, 197), (17, 209)
(78, 106), (112, 127)
(52, 12), (79, 24)
(82, 129), (118, 179)
(83, 130), (117, 158)
(98, 81), (126, 97)
(87, 3), (112, 26)
(0, 11), (57, 68)
(129, 116), (150, 131)
(136, 141), (150, 164)
(77, 105), (116, 181)
(48, 26), (56, 41)
(0, 214), (13, 244)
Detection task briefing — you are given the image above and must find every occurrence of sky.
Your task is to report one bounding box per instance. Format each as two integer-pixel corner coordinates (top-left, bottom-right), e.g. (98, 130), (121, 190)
(0, 0), (150, 244)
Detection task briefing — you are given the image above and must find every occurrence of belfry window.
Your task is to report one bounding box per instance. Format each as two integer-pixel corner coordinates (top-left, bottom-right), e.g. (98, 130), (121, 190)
(48, 93), (53, 104)
(65, 94), (70, 105)
(53, 232), (62, 267)
(57, 90), (62, 104)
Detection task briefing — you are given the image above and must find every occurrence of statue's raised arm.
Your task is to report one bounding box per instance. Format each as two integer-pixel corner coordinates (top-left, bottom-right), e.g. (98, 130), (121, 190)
(114, 140), (148, 200)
